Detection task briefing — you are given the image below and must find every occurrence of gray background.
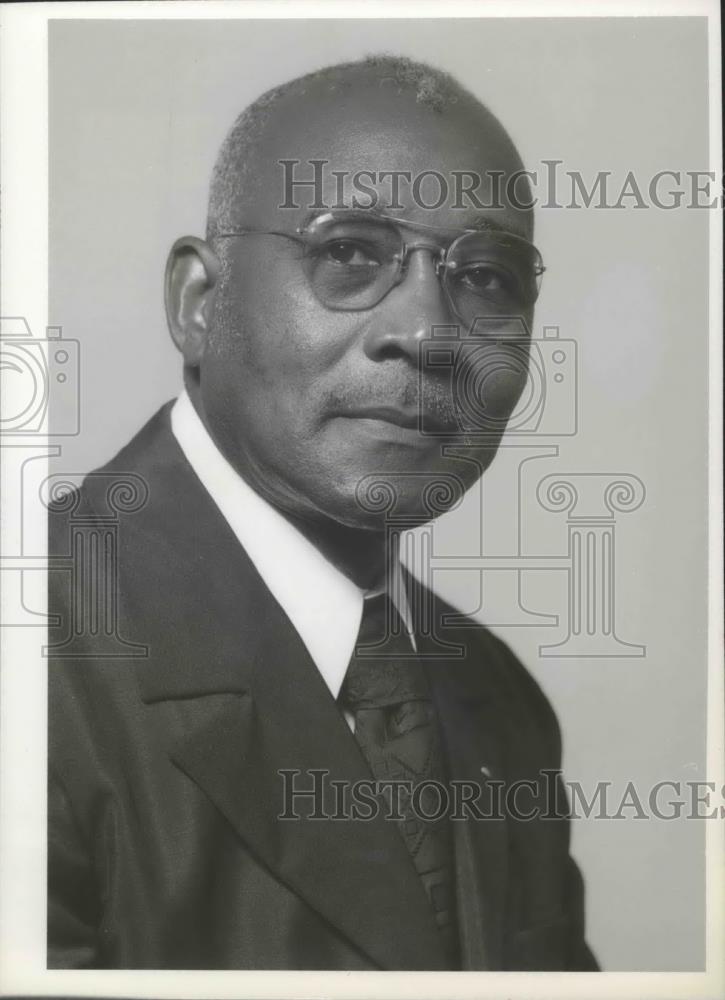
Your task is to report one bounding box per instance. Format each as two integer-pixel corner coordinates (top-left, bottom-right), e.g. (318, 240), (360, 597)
(49, 17), (709, 970)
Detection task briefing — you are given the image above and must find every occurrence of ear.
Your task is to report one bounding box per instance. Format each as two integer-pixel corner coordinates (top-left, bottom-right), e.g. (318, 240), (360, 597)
(164, 236), (220, 366)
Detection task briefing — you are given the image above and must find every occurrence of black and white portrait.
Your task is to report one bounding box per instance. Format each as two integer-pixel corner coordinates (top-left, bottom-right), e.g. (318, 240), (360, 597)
(0, 5), (721, 998)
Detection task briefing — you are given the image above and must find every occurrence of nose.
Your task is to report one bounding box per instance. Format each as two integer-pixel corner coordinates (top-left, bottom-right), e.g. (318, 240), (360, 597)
(362, 246), (456, 364)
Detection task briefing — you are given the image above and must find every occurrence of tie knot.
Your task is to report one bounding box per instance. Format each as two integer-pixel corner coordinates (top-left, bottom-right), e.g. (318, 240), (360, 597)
(340, 594), (429, 711)
(356, 592), (407, 648)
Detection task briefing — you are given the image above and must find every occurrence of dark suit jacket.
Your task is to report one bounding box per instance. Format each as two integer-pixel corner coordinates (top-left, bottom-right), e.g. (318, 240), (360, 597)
(47, 404), (598, 971)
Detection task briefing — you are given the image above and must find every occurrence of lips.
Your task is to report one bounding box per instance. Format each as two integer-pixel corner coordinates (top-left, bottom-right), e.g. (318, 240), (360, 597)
(341, 406), (455, 433)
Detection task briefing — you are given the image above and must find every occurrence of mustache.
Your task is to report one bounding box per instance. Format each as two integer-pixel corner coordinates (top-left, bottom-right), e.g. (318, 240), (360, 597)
(321, 377), (459, 425)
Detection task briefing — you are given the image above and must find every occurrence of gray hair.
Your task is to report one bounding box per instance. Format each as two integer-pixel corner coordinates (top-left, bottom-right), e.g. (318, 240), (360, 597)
(207, 55), (481, 239)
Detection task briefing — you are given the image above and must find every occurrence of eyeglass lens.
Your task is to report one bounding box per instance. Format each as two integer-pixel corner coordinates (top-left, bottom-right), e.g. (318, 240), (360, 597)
(301, 214), (542, 319)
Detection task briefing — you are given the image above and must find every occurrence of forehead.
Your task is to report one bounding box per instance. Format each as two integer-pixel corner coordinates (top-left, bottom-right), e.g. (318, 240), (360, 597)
(230, 77), (532, 237)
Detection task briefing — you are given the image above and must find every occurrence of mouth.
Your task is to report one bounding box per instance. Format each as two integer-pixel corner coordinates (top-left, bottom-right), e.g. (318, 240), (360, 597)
(339, 406), (456, 433)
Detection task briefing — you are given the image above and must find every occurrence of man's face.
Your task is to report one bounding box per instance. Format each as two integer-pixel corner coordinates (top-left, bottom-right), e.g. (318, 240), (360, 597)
(201, 81), (535, 528)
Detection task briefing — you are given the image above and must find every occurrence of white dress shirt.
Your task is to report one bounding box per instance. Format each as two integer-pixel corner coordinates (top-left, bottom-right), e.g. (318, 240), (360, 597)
(170, 391), (415, 718)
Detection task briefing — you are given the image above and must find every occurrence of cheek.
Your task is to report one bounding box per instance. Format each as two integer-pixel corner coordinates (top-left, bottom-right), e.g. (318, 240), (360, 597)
(484, 358), (529, 415)
(454, 343), (531, 425)
(215, 254), (348, 383)
(209, 284), (360, 448)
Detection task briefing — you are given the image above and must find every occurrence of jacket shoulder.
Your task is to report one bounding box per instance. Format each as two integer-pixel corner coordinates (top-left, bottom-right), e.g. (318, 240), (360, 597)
(49, 402), (174, 523)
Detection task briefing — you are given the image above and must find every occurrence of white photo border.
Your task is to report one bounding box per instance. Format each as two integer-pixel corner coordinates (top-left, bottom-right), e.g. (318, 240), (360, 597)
(0, 1), (722, 998)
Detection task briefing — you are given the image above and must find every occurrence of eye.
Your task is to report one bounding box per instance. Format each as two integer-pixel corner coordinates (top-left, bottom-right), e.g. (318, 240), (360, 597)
(319, 240), (380, 268)
(457, 264), (516, 296)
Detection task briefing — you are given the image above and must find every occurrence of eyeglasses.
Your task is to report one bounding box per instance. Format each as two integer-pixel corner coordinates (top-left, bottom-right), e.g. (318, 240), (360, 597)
(216, 209), (545, 324)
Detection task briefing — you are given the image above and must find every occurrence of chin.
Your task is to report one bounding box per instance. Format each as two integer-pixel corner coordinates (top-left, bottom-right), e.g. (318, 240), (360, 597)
(314, 467), (474, 531)
(293, 436), (503, 530)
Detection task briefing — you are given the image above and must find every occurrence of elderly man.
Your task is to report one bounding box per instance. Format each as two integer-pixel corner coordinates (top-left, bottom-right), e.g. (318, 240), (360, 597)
(48, 56), (597, 971)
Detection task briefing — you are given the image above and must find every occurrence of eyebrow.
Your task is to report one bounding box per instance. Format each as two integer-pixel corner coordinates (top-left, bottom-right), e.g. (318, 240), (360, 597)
(304, 208), (532, 243)
(460, 217), (531, 240)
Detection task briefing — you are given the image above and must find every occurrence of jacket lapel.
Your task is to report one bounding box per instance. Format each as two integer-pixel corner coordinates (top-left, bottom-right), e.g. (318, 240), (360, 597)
(166, 607), (448, 970)
(125, 409), (447, 970)
(411, 582), (509, 970)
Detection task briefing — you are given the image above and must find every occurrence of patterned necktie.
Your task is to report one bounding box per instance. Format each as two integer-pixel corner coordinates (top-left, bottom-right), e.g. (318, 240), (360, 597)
(339, 593), (459, 968)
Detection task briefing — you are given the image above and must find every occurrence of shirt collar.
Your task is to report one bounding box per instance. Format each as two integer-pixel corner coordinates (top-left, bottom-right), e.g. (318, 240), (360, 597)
(170, 390), (414, 699)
